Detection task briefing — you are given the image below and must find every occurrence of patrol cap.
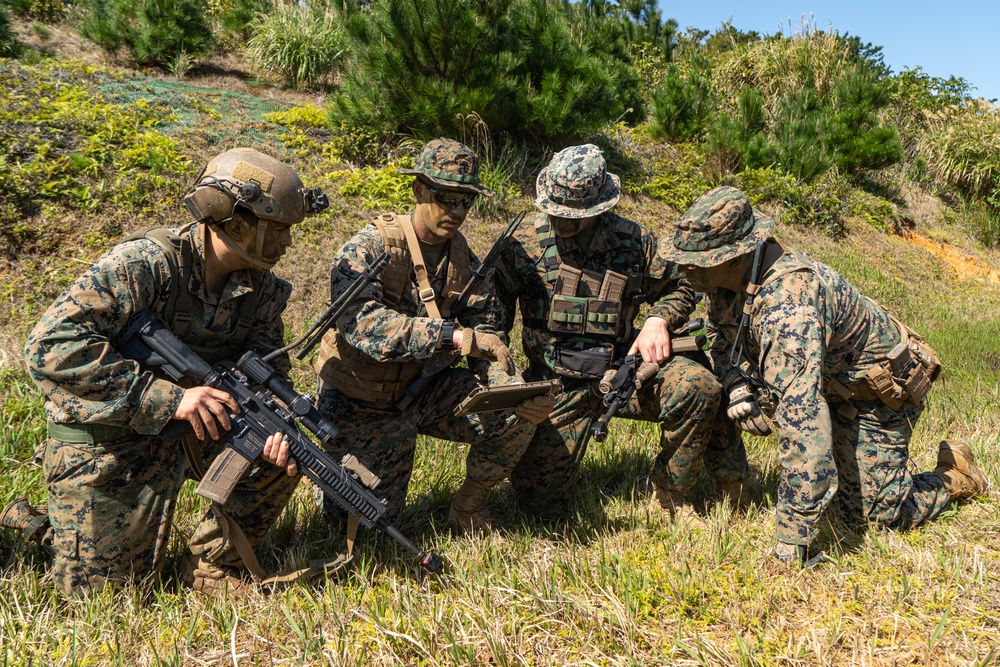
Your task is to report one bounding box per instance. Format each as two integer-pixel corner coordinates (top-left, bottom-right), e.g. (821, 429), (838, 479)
(659, 186), (774, 268)
(533, 144), (621, 219)
(396, 138), (495, 196)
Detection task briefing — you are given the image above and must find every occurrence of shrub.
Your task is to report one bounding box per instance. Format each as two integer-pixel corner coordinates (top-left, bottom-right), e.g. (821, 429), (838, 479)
(208, 0), (272, 41)
(247, 0), (343, 90)
(4, 0), (66, 22)
(80, 0), (214, 67)
(1, 5), (20, 57)
(650, 53), (715, 142)
(707, 30), (901, 183)
(331, 0), (646, 144)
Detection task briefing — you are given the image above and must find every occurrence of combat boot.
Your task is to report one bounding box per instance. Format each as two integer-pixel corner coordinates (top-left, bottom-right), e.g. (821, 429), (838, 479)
(717, 479), (751, 513)
(447, 478), (496, 535)
(651, 484), (706, 530)
(934, 440), (989, 500)
(0, 497), (51, 543)
(180, 554), (253, 597)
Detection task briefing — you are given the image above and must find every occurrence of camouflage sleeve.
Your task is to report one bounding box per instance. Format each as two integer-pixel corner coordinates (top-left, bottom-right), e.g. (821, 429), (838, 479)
(642, 229), (697, 330)
(333, 226), (442, 362)
(707, 296), (742, 391)
(754, 272), (836, 547)
(23, 241), (185, 435)
(244, 273), (293, 380)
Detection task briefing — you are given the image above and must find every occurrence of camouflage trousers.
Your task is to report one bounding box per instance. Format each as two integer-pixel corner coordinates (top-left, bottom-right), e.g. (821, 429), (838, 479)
(512, 354), (730, 519)
(315, 367), (536, 524)
(771, 399), (950, 545)
(41, 432), (299, 595)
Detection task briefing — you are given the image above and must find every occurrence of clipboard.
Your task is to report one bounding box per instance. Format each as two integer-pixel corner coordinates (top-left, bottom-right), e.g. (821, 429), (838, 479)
(454, 379), (562, 416)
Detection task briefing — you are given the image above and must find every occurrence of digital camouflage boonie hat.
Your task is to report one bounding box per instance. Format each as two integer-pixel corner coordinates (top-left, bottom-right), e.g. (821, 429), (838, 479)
(659, 186), (775, 268)
(396, 138), (495, 197)
(534, 144), (621, 219)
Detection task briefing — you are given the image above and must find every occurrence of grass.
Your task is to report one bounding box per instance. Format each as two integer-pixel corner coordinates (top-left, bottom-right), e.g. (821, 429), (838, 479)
(2, 58), (1000, 667)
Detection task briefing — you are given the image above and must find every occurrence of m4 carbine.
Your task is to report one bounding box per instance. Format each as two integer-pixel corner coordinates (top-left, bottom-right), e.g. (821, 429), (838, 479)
(587, 319), (709, 449)
(117, 309), (442, 574)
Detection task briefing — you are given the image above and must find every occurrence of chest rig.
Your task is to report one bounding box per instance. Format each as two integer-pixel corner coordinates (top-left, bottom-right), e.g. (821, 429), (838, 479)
(315, 214), (475, 403)
(125, 223), (259, 365)
(526, 216), (645, 379)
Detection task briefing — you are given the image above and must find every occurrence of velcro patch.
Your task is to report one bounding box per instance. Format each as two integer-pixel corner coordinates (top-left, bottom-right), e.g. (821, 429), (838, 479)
(232, 161), (274, 191)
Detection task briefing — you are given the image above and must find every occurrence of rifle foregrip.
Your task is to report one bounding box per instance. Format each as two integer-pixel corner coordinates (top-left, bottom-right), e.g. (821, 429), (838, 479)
(196, 447), (252, 504)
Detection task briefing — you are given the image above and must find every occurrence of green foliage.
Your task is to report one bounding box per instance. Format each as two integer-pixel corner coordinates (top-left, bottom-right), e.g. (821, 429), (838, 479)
(737, 166), (849, 234)
(0, 61), (190, 257)
(331, 0), (646, 144)
(917, 101), (1000, 244)
(80, 0), (214, 67)
(641, 143), (713, 212)
(650, 53), (715, 142)
(707, 32), (901, 183)
(331, 165), (411, 211)
(0, 5), (20, 57)
(207, 0), (272, 41)
(4, 0), (65, 22)
(247, 0), (343, 90)
(263, 104), (330, 129)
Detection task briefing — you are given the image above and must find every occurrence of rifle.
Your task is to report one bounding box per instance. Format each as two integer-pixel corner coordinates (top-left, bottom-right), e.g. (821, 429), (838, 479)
(286, 251), (390, 362)
(574, 318), (708, 463)
(117, 310), (443, 574)
(395, 211), (526, 411)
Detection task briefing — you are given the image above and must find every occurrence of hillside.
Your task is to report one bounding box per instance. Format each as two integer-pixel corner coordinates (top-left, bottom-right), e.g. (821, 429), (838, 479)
(2, 27), (1000, 667)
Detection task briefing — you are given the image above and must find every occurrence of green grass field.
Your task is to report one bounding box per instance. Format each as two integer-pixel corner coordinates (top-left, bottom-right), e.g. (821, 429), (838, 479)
(2, 60), (999, 667)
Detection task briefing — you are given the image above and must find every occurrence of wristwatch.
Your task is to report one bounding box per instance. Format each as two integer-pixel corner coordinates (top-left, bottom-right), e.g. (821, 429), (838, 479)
(439, 321), (456, 350)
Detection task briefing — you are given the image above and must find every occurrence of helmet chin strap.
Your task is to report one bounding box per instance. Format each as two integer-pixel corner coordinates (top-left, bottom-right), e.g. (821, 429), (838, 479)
(216, 219), (277, 271)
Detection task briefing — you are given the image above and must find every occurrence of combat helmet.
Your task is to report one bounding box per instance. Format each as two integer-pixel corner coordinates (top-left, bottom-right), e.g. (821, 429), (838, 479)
(184, 148), (328, 269)
(183, 148), (328, 226)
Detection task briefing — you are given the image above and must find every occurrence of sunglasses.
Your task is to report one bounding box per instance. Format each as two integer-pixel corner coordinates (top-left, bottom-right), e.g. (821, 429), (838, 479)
(424, 183), (478, 209)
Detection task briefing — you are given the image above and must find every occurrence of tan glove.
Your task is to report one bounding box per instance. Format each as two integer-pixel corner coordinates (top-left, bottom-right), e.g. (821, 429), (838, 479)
(515, 394), (556, 425)
(460, 328), (515, 375)
(725, 377), (772, 436)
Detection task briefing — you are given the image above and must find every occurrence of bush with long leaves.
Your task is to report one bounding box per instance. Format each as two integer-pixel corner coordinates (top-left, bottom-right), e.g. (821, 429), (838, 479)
(247, 0), (343, 90)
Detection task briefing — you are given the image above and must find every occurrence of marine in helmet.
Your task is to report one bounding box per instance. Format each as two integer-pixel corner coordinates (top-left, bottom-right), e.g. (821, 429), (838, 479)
(6, 149), (326, 595)
(660, 186), (988, 563)
(490, 145), (740, 528)
(313, 138), (551, 534)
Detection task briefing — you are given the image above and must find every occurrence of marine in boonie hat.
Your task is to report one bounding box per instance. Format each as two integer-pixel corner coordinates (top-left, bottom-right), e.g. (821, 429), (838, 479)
(659, 186), (774, 268)
(534, 144), (621, 219)
(396, 138), (495, 197)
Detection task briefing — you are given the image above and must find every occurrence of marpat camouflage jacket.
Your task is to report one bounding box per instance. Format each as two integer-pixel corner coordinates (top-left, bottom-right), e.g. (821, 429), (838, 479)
(24, 224), (292, 435)
(708, 249), (902, 544)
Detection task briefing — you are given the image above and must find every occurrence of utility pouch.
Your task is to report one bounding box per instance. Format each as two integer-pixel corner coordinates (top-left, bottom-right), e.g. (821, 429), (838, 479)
(552, 340), (615, 380)
(554, 266), (583, 296)
(548, 295), (589, 334)
(598, 270), (628, 301)
(585, 300), (621, 336)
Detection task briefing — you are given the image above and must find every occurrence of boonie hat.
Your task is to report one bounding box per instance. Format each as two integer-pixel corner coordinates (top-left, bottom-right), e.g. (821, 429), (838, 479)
(659, 186), (774, 268)
(396, 138), (495, 197)
(533, 144), (621, 219)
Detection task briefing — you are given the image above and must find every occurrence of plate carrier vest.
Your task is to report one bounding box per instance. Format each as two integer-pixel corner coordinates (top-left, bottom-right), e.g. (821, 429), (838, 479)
(314, 214), (474, 403)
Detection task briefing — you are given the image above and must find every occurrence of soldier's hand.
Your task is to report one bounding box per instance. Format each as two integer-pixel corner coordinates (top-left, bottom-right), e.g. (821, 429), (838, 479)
(725, 377), (772, 436)
(515, 394), (556, 425)
(628, 317), (672, 364)
(174, 387), (240, 441)
(460, 328), (515, 375)
(262, 432), (299, 477)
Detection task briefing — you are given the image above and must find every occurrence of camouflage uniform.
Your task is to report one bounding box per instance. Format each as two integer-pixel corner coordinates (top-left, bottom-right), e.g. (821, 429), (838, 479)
(23, 223), (299, 594)
(314, 139), (534, 524)
(493, 145), (732, 518)
(661, 186), (952, 551)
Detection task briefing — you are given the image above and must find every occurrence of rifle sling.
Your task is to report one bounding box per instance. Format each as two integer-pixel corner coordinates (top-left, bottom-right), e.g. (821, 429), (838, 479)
(398, 215), (444, 319)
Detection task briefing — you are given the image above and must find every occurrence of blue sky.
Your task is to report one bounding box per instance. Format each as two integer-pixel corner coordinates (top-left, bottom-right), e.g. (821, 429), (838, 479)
(661, 1), (999, 101)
